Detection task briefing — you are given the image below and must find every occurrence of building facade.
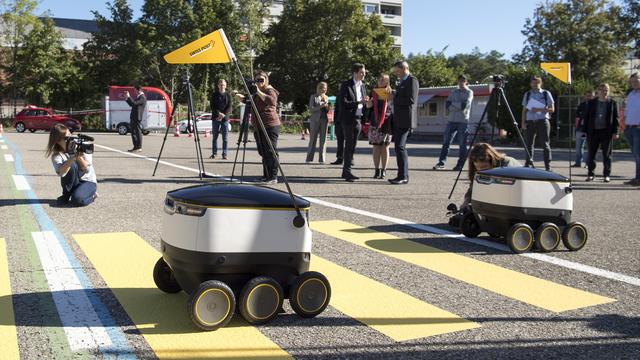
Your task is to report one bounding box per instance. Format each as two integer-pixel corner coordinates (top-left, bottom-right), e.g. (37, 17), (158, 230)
(267, 0), (403, 49)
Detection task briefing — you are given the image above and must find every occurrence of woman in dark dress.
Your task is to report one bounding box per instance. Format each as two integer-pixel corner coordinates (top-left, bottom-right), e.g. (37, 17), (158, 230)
(366, 74), (393, 179)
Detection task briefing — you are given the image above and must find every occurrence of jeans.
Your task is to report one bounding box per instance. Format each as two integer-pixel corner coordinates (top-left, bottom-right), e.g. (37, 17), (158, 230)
(130, 119), (142, 149)
(254, 125), (280, 180)
(341, 119), (361, 176)
(61, 162), (96, 207)
(587, 130), (613, 177)
(306, 117), (329, 162)
(393, 127), (411, 180)
(211, 119), (229, 156)
(525, 119), (552, 167)
(438, 122), (468, 167)
(575, 130), (589, 165)
(624, 126), (640, 180)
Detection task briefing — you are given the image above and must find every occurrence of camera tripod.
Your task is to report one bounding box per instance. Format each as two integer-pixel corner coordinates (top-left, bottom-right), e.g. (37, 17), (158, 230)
(230, 97), (252, 182)
(153, 69), (208, 179)
(448, 78), (534, 199)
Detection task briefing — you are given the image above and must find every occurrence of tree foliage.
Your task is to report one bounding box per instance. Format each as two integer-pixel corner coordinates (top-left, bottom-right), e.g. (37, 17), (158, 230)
(621, 0), (640, 58)
(447, 48), (510, 84)
(406, 51), (458, 88)
(257, 0), (399, 113)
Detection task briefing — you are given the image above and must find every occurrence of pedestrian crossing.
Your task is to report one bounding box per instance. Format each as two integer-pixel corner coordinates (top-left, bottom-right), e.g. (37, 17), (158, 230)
(0, 238), (20, 360)
(1, 220), (619, 359)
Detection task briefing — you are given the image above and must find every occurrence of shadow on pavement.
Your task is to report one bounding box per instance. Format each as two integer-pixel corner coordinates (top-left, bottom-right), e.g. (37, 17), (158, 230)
(0, 198), (57, 207)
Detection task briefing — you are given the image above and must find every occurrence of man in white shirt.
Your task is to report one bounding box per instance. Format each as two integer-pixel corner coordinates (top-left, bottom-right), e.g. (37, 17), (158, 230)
(337, 63), (369, 182)
(624, 75), (640, 185)
(521, 76), (555, 171)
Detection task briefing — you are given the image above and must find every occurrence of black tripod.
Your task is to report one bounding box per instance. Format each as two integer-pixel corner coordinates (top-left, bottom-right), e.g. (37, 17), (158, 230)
(153, 69), (208, 179)
(448, 77), (533, 200)
(230, 98), (252, 182)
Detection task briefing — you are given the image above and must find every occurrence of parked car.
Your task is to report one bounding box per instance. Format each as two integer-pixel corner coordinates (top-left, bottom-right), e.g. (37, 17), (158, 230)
(12, 106), (81, 133)
(177, 113), (213, 134)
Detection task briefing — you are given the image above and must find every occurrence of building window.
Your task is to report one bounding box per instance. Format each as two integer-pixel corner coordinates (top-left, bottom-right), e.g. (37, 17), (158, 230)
(363, 3), (378, 14)
(428, 102), (438, 117)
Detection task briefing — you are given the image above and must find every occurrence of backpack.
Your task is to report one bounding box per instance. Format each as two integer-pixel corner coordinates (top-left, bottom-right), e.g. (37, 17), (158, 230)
(526, 90), (550, 106)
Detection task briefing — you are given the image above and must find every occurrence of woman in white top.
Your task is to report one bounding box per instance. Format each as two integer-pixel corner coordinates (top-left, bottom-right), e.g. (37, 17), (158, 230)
(45, 124), (97, 206)
(306, 81), (331, 163)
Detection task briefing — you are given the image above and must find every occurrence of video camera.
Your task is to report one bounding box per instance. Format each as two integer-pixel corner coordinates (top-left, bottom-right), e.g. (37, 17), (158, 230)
(65, 134), (95, 155)
(244, 78), (258, 96)
(491, 74), (507, 88)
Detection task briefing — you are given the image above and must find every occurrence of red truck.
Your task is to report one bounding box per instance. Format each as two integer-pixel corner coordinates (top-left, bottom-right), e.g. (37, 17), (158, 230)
(12, 105), (82, 133)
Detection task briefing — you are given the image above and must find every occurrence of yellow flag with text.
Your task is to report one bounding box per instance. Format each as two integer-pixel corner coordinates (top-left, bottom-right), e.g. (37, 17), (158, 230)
(541, 62), (572, 84)
(164, 29), (236, 64)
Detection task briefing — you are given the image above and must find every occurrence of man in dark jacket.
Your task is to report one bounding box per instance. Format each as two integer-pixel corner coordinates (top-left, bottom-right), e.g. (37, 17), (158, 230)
(584, 83), (619, 182)
(209, 79), (232, 159)
(337, 63), (368, 182)
(389, 61), (419, 184)
(125, 84), (147, 152)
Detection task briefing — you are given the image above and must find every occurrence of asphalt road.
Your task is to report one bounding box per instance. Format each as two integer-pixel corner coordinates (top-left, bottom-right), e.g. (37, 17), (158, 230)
(0, 129), (638, 359)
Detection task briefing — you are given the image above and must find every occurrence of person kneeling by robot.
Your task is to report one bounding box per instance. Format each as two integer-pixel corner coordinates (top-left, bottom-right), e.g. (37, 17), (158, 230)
(449, 143), (520, 226)
(45, 124), (97, 206)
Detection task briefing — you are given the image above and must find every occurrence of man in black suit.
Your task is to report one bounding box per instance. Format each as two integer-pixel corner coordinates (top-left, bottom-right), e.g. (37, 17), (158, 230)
(125, 84), (147, 152)
(389, 61), (419, 185)
(337, 63), (368, 181)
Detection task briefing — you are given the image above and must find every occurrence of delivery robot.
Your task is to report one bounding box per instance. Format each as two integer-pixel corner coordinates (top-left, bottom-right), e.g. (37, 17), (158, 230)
(153, 183), (331, 331)
(453, 167), (588, 254)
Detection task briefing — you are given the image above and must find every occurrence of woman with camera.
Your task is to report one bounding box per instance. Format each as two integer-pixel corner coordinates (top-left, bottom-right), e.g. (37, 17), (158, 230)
(365, 74), (393, 179)
(235, 71), (281, 184)
(305, 81), (330, 163)
(45, 124), (97, 206)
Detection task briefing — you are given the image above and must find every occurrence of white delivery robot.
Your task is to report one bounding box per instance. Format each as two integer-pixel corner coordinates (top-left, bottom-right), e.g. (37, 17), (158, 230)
(460, 167), (588, 254)
(154, 183), (331, 331)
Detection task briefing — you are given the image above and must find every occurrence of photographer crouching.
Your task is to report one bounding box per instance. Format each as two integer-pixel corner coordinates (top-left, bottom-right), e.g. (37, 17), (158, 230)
(234, 71), (281, 184)
(45, 124), (97, 206)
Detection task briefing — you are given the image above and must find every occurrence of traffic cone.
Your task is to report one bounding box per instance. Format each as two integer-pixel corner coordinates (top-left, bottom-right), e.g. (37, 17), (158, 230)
(174, 126), (180, 137)
(0, 124), (4, 134)
(204, 130), (210, 138)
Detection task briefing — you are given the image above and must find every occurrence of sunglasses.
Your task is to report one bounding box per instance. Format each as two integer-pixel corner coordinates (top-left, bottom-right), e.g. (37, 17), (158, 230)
(255, 78), (265, 83)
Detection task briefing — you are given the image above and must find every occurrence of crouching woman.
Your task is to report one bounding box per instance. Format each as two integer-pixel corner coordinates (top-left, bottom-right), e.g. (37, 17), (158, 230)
(460, 143), (520, 210)
(45, 124), (97, 206)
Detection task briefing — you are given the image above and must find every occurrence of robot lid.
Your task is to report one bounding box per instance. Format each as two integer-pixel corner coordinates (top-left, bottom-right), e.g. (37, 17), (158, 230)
(478, 167), (569, 182)
(166, 183), (311, 209)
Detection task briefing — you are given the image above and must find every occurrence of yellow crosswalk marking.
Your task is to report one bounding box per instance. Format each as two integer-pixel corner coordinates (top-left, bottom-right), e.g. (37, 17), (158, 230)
(311, 256), (479, 341)
(311, 220), (615, 312)
(74, 232), (291, 360)
(0, 238), (20, 360)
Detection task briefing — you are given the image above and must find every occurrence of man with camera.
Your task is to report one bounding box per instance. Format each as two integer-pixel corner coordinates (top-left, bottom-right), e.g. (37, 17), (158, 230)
(521, 76), (555, 171)
(337, 63), (369, 182)
(125, 84), (147, 152)
(45, 124), (97, 206)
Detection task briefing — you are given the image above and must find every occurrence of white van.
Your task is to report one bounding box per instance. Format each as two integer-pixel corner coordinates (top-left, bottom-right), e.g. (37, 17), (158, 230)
(105, 86), (173, 135)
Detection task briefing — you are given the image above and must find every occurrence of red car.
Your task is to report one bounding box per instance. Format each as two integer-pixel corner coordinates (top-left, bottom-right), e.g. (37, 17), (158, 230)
(13, 106), (81, 133)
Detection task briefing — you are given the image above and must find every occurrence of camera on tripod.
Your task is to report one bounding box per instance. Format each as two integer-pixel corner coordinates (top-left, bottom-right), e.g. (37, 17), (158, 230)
(491, 74), (507, 87)
(244, 78), (258, 96)
(65, 134), (95, 155)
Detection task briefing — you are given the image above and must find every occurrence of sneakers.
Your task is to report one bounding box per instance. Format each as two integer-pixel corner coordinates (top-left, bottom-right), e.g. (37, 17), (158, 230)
(263, 178), (278, 184)
(433, 162), (445, 170)
(209, 154), (216, 159)
(570, 163), (581, 168)
(586, 175), (595, 182)
(452, 165), (463, 172)
(222, 154), (228, 160)
(604, 176), (611, 183)
(127, 148), (142, 153)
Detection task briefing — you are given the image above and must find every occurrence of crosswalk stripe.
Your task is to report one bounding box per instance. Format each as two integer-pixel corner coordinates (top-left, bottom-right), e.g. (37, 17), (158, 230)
(11, 175), (30, 191)
(4, 154), (14, 162)
(311, 220), (615, 313)
(0, 238), (20, 360)
(74, 232), (292, 359)
(311, 256), (479, 341)
(32, 231), (113, 352)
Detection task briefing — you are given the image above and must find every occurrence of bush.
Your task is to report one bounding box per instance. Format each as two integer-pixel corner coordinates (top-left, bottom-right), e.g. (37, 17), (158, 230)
(79, 113), (106, 131)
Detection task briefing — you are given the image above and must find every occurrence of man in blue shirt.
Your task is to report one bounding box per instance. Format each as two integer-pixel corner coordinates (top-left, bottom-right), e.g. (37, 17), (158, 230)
(521, 76), (555, 171)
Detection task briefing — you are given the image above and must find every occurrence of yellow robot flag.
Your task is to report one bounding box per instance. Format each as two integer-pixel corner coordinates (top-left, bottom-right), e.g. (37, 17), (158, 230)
(164, 29), (236, 64)
(541, 62), (572, 84)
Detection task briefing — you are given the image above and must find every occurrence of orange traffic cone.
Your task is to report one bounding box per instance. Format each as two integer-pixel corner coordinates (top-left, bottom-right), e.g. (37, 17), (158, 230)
(174, 126), (180, 137)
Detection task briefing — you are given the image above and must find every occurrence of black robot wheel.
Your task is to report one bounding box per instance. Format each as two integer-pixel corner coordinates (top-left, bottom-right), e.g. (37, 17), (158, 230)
(562, 222), (588, 251)
(152, 257), (182, 293)
(506, 223), (534, 254)
(188, 280), (236, 331)
(239, 276), (284, 325)
(289, 271), (331, 318)
(535, 223), (561, 253)
(460, 212), (482, 238)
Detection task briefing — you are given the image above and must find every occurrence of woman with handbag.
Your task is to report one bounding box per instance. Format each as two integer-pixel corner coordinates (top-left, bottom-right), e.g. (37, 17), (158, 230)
(366, 74), (393, 179)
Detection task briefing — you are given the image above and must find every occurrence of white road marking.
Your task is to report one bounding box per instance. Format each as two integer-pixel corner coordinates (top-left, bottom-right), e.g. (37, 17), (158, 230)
(32, 231), (112, 352)
(1, 145), (7, 150)
(11, 175), (30, 190)
(98, 143), (640, 288)
(4, 154), (14, 162)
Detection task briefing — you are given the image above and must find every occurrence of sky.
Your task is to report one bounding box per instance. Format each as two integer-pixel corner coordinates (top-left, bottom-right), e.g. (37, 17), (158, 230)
(35, 0), (543, 59)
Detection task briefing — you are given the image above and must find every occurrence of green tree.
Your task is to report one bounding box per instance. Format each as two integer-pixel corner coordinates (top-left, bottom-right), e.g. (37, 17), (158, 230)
(257, 0), (399, 113)
(447, 48), (510, 84)
(621, 0), (640, 58)
(406, 51), (458, 88)
(15, 17), (79, 107)
(0, 0), (39, 115)
(516, 0), (628, 88)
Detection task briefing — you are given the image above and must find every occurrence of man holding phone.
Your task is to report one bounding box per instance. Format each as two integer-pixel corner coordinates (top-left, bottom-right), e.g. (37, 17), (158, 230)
(125, 84), (147, 152)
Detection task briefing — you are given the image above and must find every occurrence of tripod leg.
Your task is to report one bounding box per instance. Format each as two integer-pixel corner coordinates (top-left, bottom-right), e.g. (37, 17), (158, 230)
(153, 99), (180, 176)
(498, 89), (534, 166)
(186, 78), (207, 179)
